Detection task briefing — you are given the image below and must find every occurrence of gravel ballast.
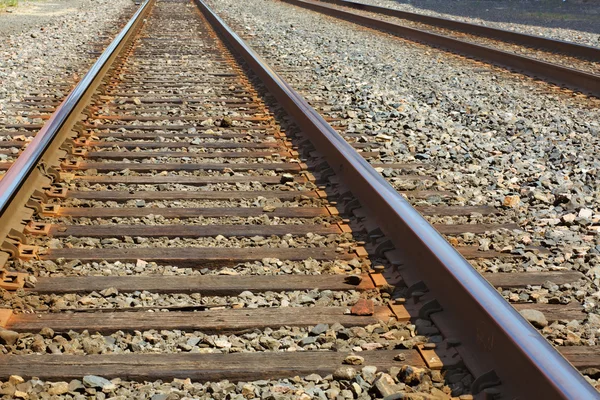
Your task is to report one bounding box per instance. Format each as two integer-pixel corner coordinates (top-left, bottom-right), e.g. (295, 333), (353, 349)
(0, 367), (472, 399)
(0, 0), (134, 123)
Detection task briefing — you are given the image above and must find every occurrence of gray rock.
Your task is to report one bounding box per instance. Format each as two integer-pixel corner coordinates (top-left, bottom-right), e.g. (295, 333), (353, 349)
(82, 375), (116, 391)
(299, 336), (318, 346)
(520, 309), (548, 328)
(104, 336), (116, 346)
(587, 313), (600, 327)
(305, 373), (322, 382)
(259, 336), (280, 350)
(579, 208), (593, 219)
(361, 365), (378, 383)
(373, 373), (398, 397)
(310, 323), (329, 336)
(333, 366), (356, 380)
(68, 380), (85, 393)
(82, 337), (103, 354)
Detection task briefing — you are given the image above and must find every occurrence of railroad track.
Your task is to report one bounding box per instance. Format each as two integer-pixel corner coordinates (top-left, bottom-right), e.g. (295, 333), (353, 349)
(280, 0), (600, 97)
(0, 0), (597, 398)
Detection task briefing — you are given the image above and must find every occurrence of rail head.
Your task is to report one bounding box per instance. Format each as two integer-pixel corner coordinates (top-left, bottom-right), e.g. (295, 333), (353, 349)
(0, 0), (153, 246)
(193, 0), (599, 398)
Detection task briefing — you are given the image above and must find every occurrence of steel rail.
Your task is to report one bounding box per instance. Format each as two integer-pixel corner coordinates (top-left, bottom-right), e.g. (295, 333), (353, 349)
(194, 0), (599, 398)
(0, 0), (152, 237)
(321, 0), (600, 60)
(280, 0), (600, 97)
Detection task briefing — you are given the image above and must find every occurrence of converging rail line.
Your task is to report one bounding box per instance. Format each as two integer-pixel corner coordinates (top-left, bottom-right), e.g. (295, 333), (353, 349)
(0, 0), (597, 398)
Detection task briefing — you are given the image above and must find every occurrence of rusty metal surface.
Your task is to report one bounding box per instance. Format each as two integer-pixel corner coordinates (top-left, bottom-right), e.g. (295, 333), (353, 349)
(0, 0), (152, 226)
(194, 0), (599, 397)
(323, 0), (600, 60)
(281, 0), (600, 97)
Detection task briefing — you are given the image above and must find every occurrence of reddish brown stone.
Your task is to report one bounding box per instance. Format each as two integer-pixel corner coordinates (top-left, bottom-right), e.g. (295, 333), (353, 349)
(351, 299), (374, 316)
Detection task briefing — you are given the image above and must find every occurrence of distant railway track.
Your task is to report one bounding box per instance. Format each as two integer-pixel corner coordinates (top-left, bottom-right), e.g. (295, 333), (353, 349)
(0, 0), (597, 398)
(281, 0), (600, 97)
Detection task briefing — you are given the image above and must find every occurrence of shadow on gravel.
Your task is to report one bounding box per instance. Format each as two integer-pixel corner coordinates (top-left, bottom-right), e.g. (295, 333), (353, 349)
(390, 0), (600, 35)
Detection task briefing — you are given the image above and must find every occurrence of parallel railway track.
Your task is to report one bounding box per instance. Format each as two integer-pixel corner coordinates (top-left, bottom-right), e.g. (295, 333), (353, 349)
(318, 0), (600, 61)
(0, 0), (597, 398)
(280, 0), (600, 97)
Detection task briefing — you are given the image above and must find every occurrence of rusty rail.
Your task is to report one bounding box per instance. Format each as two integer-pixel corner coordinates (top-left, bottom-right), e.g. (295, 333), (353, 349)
(322, 0), (600, 60)
(195, 0), (599, 397)
(280, 0), (600, 97)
